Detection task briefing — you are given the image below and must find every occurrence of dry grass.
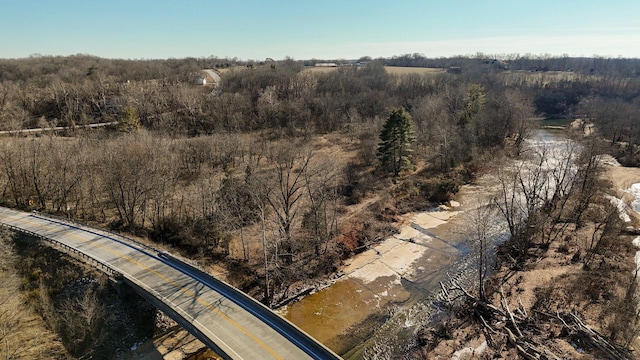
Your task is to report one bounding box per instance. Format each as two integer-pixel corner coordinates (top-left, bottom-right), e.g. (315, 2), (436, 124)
(605, 165), (640, 193)
(0, 232), (69, 359)
(419, 220), (637, 358)
(384, 66), (445, 75)
(302, 66), (445, 76)
(498, 70), (592, 87)
(416, 163), (640, 359)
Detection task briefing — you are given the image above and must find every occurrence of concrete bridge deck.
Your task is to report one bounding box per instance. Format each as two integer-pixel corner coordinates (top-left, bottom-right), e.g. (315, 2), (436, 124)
(0, 207), (341, 360)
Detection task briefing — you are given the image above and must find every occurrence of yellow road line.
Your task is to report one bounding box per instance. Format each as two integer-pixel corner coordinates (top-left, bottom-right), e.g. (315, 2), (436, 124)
(16, 215), (284, 360)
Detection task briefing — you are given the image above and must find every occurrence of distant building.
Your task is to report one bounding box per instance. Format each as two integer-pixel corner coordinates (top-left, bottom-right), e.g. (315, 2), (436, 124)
(196, 77), (207, 85)
(315, 63), (337, 67)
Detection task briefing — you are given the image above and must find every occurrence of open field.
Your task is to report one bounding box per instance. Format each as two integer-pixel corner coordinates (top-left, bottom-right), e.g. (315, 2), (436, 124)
(302, 65), (446, 75)
(499, 69), (588, 86)
(384, 66), (445, 75)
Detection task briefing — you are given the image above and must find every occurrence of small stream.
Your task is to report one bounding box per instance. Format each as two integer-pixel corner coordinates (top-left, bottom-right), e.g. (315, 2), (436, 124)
(282, 128), (573, 359)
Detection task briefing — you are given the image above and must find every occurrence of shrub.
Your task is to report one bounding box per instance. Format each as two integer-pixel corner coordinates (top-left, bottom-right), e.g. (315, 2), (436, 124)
(419, 177), (460, 203)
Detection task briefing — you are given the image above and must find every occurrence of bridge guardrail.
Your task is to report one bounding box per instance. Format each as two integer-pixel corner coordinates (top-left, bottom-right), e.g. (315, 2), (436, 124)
(30, 210), (206, 271)
(0, 208), (342, 359)
(1, 222), (118, 278)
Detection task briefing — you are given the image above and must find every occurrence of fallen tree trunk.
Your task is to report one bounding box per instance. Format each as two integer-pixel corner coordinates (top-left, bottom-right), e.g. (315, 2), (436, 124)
(446, 281), (634, 360)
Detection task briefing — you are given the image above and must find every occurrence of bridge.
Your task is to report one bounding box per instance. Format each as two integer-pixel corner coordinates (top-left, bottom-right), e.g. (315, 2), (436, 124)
(0, 207), (341, 360)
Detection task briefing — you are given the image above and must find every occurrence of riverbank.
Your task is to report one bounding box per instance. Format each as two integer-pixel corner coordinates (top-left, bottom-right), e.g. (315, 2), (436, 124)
(281, 202), (464, 355)
(412, 155), (640, 359)
(133, 129), (636, 359)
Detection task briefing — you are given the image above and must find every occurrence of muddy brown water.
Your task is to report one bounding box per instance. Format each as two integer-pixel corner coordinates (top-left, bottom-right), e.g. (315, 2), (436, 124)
(282, 129), (570, 359)
(283, 209), (473, 359)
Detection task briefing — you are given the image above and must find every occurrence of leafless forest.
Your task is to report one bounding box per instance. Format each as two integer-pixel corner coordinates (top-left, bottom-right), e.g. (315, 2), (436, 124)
(1, 54), (640, 358)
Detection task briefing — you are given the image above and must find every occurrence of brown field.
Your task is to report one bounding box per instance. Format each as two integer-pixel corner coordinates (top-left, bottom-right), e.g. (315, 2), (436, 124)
(215, 66), (243, 74)
(302, 66), (446, 75)
(383, 66), (445, 75)
(498, 70), (588, 86)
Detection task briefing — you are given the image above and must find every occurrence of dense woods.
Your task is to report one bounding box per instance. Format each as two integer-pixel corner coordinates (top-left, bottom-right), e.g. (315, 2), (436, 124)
(0, 55), (532, 303)
(0, 54), (639, 311)
(2, 53), (640, 359)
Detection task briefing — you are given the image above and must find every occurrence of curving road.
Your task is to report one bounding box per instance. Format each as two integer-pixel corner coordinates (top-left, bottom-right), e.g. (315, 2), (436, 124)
(0, 121), (118, 136)
(0, 207), (341, 360)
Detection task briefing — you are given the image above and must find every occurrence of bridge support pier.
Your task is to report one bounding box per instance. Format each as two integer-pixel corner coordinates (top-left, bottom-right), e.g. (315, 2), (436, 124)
(114, 278), (133, 298)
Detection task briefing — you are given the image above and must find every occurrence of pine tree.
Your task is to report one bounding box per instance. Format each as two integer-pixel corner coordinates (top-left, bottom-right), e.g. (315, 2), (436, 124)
(458, 84), (486, 127)
(118, 106), (140, 133)
(377, 107), (416, 176)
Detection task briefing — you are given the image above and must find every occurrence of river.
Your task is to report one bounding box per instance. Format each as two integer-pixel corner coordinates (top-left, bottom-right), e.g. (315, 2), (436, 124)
(281, 128), (573, 359)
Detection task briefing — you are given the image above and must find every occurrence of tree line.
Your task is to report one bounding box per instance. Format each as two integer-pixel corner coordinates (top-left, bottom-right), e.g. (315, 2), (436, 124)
(382, 52), (640, 77)
(0, 55), (538, 136)
(2, 53), (637, 304)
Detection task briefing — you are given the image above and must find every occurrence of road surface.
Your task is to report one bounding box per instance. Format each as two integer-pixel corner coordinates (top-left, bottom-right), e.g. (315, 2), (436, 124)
(0, 207), (341, 360)
(0, 122), (118, 136)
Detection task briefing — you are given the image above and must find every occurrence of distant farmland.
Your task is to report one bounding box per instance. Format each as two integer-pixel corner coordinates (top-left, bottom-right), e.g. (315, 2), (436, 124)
(302, 66), (445, 75)
(498, 70), (587, 86)
(384, 66), (445, 75)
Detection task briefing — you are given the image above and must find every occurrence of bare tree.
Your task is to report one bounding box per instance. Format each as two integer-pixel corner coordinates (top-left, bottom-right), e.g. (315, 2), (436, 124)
(493, 163), (527, 244)
(217, 166), (262, 261)
(249, 183), (274, 306)
(582, 201), (621, 268)
(532, 141), (581, 245)
(0, 232), (20, 360)
(467, 201), (500, 300)
(302, 159), (339, 257)
(494, 139), (578, 257)
(49, 140), (85, 216)
(147, 139), (182, 242)
(102, 133), (159, 228)
(58, 285), (108, 357)
(571, 139), (605, 228)
(264, 142), (314, 263)
(0, 141), (27, 207)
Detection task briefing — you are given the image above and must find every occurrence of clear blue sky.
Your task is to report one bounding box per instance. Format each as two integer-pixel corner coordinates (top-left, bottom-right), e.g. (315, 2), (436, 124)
(1, 0), (639, 60)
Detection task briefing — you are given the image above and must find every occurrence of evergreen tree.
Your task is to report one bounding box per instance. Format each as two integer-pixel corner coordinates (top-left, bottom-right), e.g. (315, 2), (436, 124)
(118, 106), (140, 133)
(458, 84), (486, 127)
(377, 107), (416, 176)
